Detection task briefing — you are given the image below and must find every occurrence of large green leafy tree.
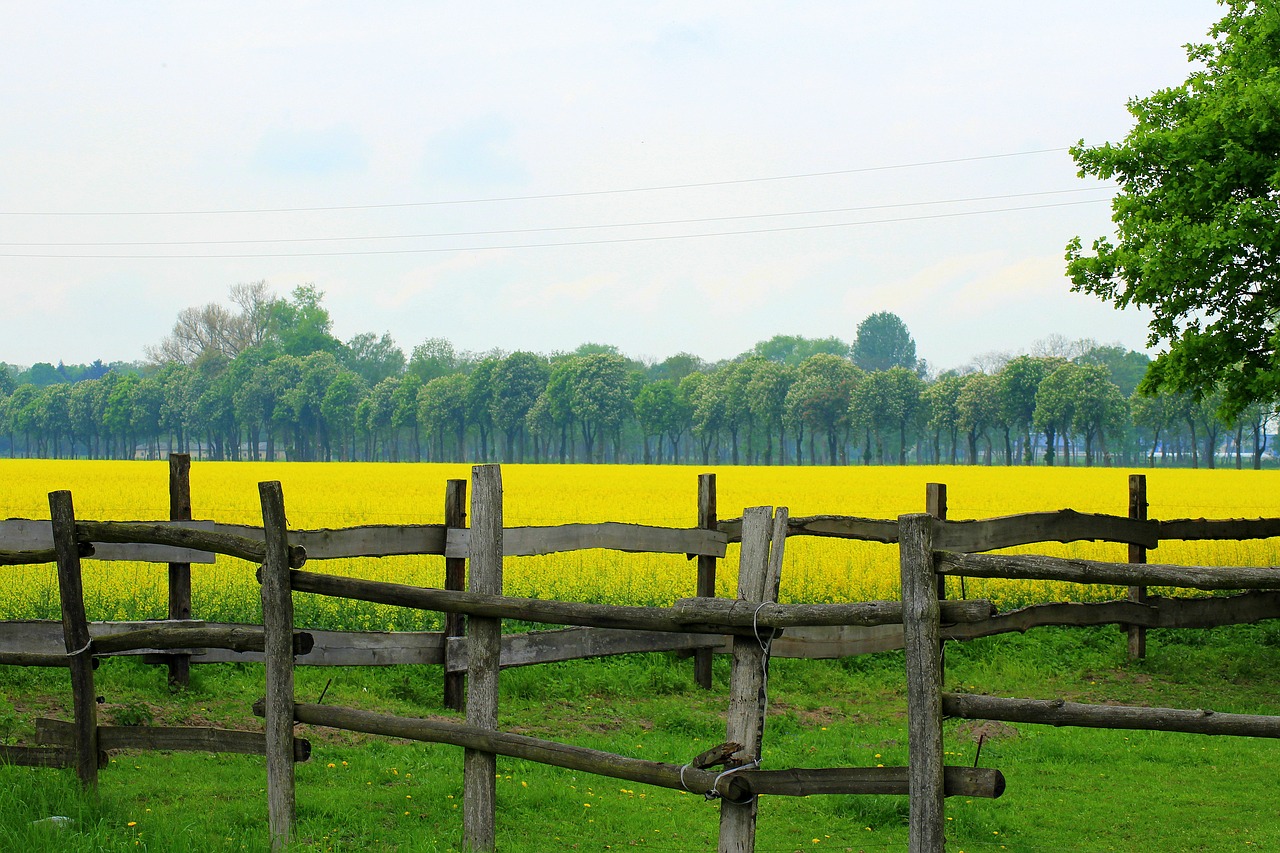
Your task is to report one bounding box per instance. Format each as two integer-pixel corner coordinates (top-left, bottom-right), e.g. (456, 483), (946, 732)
(1066, 2), (1280, 419)
(851, 312), (917, 373)
(491, 352), (549, 463)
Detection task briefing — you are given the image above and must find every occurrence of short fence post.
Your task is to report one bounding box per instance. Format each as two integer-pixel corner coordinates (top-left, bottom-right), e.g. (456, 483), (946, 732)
(49, 489), (99, 790)
(695, 473), (717, 690)
(443, 478), (468, 712)
(899, 513), (945, 853)
(464, 464), (502, 852)
(168, 452), (193, 689)
(1127, 474), (1148, 660)
(717, 505), (785, 853)
(259, 481), (296, 851)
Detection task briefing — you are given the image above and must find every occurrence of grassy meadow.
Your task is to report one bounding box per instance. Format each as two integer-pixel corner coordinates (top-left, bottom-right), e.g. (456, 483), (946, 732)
(2, 460), (1280, 850)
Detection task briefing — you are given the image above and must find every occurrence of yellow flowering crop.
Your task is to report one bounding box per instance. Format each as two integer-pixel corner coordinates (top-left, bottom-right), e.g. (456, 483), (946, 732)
(0, 460), (1276, 626)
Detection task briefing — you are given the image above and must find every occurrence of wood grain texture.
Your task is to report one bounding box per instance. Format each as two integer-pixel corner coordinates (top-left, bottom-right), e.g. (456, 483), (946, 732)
(936, 550), (1280, 590)
(899, 513), (944, 853)
(671, 597), (994, 629)
(443, 478), (468, 711)
(934, 509), (1159, 552)
(50, 490), (98, 791)
(446, 627), (723, 673)
(77, 519), (300, 566)
(942, 693), (1280, 737)
(718, 513), (898, 544)
(0, 518), (214, 563)
(168, 452), (194, 687)
(464, 464), (501, 853)
(36, 718), (311, 760)
(285, 701), (1005, 799)
(695, 473), (718, 690)
(445, 522), (727, 559)
(214, 522), (447, 559)
(1159, 516), (1280, 541)
(719, 505), (779, 853)
(258, 481), (296, 851)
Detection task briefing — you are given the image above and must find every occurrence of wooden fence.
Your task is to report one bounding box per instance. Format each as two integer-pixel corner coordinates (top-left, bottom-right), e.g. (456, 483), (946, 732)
(3, 462), (1280, 851)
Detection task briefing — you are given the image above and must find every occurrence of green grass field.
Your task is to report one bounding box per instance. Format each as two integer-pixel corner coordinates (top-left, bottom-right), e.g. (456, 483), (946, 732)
(2, 625), (1279, 851)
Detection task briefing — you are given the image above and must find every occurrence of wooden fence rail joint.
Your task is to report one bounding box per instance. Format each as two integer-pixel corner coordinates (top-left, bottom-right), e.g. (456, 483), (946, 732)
(76, 520), (307, 568)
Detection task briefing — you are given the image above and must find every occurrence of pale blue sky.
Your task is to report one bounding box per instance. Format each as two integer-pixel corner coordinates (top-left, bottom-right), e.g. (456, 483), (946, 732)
(0, 2), (1226, 371)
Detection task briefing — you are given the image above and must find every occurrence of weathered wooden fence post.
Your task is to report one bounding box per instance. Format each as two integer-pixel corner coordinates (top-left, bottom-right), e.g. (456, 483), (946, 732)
(443, 478), (468, 712)
(926, 483), (947, 601)
(1127, 474), (1148, 660)
(464, 464), (502, 852)
(695, 473), (717, 690)
(259, 481), (296, 851)
(168, 452), (193, 688)
(899, 513), (944, 853)
(49, 489), (99, 790)
(718, 505), (786, 853)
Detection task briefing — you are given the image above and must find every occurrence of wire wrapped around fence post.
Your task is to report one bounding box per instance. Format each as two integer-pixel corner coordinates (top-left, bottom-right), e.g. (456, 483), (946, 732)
(718, 505), (787, 852)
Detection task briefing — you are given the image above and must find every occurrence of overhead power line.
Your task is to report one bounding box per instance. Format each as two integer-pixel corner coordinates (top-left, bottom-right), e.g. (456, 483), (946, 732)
(0, 186), (1112, 248)
(0, 147), (1072, 217)
(0, 197), (1107, 259)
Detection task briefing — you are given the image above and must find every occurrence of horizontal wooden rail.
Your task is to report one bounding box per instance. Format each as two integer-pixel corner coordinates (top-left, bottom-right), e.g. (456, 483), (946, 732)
(37, 718), (310, 760)
(269, 701), (1004, 800)
(1159, 517), (1280, 542)
(0, 744), (80, 768)
(280, 569), (743, 636)
(215, 523), (447, 559)
(445, 523), (727, 559)
(934, 510), (1159, 552)
(446, 627), (725, 673)
(1, 517), (209, 563)
(935, 550), (1280, 590)
(942, 693), (1280, 738)
(669, 597), (994, 629)
(0, 544), (93, 566)
(76, 521), (305, 567)
(91, 625), (314, 657)
(946, 591), (1280, 640)
(718, 514), (898, 545)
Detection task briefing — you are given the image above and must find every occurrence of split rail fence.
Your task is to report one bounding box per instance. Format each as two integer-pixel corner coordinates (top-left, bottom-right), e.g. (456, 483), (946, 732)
(3, 461), (1280, 851)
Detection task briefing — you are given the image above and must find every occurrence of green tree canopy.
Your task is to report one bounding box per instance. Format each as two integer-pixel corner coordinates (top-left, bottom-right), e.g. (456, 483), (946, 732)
(851, 312), (917, 373)
(1066, 1), (1280, 419)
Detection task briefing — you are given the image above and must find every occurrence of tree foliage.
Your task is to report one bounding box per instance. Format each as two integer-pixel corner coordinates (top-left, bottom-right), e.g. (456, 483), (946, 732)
(851, 312), (917, 373)
(1066, 1), (1280, 419)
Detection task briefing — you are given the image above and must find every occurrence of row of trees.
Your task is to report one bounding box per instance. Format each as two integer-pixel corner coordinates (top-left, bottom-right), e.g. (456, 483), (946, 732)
(0, 286), (1270, 468)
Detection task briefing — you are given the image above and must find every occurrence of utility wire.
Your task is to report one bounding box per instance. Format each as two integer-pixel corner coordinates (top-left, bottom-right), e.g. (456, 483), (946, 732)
(0, 147), (1072, 217)
(0, 197), (1106, 259)
(0, 186), (1112, 248)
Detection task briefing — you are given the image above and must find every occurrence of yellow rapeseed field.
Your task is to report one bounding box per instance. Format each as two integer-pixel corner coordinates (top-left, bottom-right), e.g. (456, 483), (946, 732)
(1, 459), (1278, 628)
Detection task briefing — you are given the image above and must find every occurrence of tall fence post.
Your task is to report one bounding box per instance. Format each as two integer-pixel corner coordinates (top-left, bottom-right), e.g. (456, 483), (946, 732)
(717, 505), (785, 853)
(899, 513), (945, 853)
(695, 473), (717, 690)
(443, 478), (468, 712)
(464, 464), (502, 852)
(925, 483), (947, 601)
(1127, 474), (1148, 660)
(168, 452), (193, 689)
(259, 481), (296, 851)
(49, 489), (99, 790)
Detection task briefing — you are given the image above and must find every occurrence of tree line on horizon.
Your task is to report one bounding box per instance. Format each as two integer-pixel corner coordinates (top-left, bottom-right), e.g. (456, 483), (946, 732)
(0, 282), (1272, 469)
